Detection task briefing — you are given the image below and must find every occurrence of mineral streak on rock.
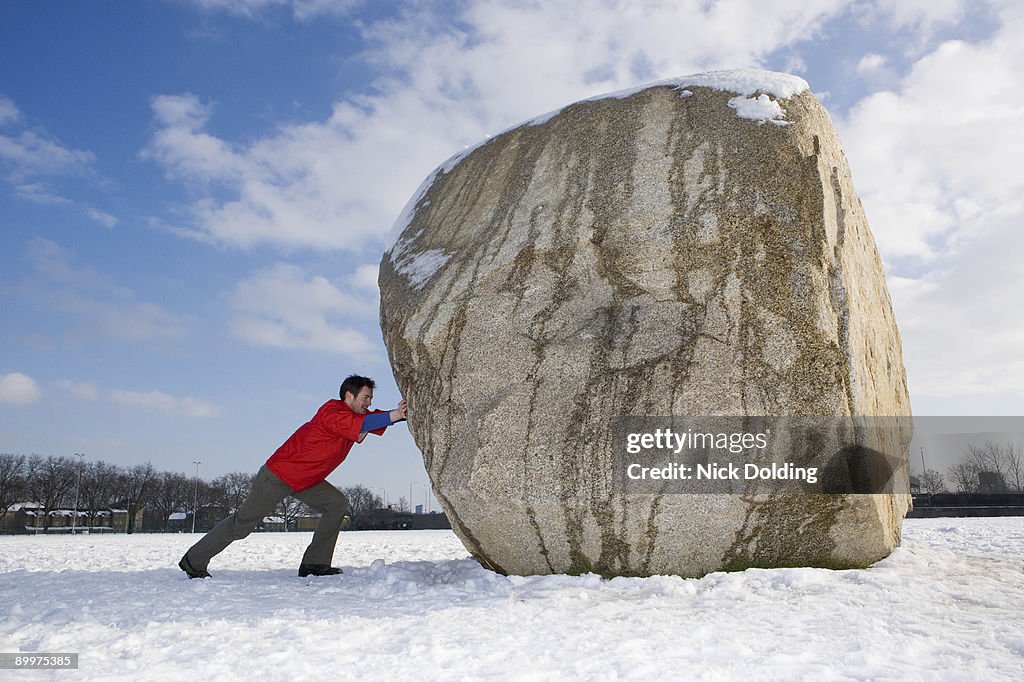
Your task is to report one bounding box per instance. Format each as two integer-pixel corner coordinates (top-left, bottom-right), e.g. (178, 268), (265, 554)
(379, 69), (912, 578)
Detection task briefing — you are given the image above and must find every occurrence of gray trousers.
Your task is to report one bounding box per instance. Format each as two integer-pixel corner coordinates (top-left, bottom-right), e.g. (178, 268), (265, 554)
(185, 465), (349, 570)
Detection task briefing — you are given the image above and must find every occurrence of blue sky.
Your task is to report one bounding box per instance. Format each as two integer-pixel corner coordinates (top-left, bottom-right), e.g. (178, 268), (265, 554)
(1, 0), (1022, 504)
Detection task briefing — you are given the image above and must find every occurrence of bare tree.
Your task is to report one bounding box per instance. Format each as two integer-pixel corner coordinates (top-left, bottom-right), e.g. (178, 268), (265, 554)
(152, 471), (191, 531)
(342, 485), (381, 528)
(185, 478), (226, 531)
(275, 496), (308, 531)
(79, 460), (121, 527)
(114, 463), (158, 533)
(213, 472), (254, 512)
(203, 476), (227, 510)
(26, 455), (77, 529)
(192, 478), (216, 509)
(966, 441), (1009, 483)
(395, 496), (410, 513)
(952, 440), (1024, 493)
(920, 469), (947, 495)
(948, 461), (981, 493)
(0, 453), (26, 524)
(1005, 441), (1023, 492)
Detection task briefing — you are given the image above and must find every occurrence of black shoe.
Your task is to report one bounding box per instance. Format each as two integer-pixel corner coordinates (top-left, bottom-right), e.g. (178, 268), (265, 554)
(298, 563), (343, 577)
(179, 554), (211, 579)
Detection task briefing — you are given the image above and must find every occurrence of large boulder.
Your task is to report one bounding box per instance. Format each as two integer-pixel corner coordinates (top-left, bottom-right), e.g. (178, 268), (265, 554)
(379, 69), (912, 578)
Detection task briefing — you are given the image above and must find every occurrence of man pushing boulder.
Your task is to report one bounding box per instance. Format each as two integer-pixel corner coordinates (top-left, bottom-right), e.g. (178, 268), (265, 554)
(178, 374), (407, 579)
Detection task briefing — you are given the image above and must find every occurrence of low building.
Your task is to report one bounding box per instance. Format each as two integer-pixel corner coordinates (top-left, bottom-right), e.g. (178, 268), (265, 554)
(347, 508), (452, 531)
(2, 503), (134, 534)
(260, 515), (285, 531)
(978, 471), (1008, 493)
(166, 512), (189, 532)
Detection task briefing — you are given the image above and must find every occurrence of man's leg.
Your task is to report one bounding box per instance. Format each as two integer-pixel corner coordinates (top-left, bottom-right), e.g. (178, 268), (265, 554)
(294, 481), (349, 567)
(183, 465), (293, 572)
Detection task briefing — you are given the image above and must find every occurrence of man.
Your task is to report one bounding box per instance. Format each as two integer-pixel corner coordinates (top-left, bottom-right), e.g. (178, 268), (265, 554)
(178, 375), (407, 579)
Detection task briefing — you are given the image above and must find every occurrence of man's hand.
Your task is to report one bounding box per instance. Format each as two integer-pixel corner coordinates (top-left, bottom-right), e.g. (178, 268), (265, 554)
(390, 399), (408, 423)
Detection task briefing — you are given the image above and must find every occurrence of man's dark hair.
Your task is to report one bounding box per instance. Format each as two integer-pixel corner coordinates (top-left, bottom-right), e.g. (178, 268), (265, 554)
(340, 375), (375, 400)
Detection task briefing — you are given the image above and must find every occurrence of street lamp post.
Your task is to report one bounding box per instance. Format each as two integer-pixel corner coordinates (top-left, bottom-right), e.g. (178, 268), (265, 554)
(71, 453), (85, 534)
(410, 482), (423, 513)
(192, 461), (201, 533)
(409, 482), (430, 514)
(920, 447), (931, 506)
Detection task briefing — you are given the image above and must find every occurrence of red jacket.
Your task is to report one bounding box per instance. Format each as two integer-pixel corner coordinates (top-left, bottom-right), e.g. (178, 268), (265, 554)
(265, 400), (387, 492)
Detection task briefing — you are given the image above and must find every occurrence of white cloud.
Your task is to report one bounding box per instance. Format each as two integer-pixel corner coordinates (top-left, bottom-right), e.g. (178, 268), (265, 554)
(86, 208), (118, 228)
(840, 0), (1024, 407)
(54, 378), (215, 417)
(351, 264), (379, 291)
(0, 94), (92, 182)
(144, 94), (244, 185)
(24, 238), (105, 289)
(147, 0), (849, 253)
(0, 96), (111, 216)
(784, 54), (809, 74)
(110, 389), (220, 418)
(143, 90), (436, 251)
(0, 373), (43, 405)
(16, 238), (192, 345)
(13, 182), (73, 205)
(840, 22), (1024, 262)
(228, 263), (376, 356)
(889, 215), (1024, 403)
(0, 127), (94, 182)
(55, 379), (100, 401)
(287, 0), (359, 19)
(90, 301), (192, 344)
(189, 0), (360, 20)
(0, 96), (20, 126)
(869, 0), (967, 33)
(854, 53), (900, 89)
(857, 53), (887, 74)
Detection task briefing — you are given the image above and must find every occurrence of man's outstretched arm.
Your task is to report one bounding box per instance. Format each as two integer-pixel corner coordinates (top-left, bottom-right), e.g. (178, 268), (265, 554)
(360, 400), (408, 432)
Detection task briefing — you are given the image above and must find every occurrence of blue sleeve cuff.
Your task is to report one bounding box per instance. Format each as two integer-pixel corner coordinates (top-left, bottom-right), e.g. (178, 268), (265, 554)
(360, 411), (392, 432)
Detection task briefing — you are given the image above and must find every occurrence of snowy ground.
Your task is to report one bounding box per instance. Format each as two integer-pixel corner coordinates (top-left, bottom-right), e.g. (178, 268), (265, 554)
(1, 518), (1022, 681)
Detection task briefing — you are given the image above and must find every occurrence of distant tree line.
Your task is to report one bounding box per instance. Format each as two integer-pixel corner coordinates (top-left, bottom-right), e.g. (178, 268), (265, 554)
(914, 440), (1023, 495)
(0, 453), (387, 532)
(947, 441), (1023, 493)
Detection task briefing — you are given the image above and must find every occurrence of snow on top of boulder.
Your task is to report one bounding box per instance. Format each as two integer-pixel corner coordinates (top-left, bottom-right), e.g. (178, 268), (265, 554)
(664, 68), (808, 99)
(385, 69), (809, 259)
(528, 68), (809, 125)
(728, 93), (791, 126)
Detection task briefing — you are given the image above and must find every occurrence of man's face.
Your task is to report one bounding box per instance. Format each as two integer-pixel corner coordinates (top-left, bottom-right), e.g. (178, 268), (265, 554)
(345, 386), (373, 414)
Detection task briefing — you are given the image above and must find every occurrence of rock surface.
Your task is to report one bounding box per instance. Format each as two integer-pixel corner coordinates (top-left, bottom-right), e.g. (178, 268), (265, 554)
(379, 69), (912, 577)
